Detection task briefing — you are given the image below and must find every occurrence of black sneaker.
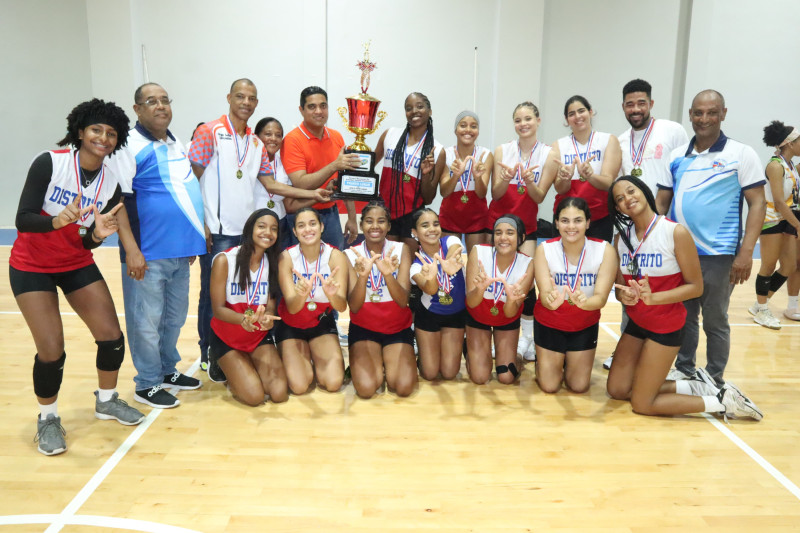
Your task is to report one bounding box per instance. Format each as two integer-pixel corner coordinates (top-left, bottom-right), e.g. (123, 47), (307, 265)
(200, 347), (209, 372)
(163, 371), (201, 390)
(134, 385), (180, 408)
(208, 352), (227, 383)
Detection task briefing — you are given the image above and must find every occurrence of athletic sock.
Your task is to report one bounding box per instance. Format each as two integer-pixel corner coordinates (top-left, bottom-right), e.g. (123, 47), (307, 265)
(754, 302), (768, 311)
(96, 388), (116, 403)
(39, 401), (58, 418)
(702, 395), (724, 413)
(520, 317), (533, 339)
(789, 296), (798, 310)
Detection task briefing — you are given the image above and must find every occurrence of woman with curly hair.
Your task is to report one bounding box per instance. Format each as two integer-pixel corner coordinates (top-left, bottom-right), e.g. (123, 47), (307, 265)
(374, 92), (445, 252)
(10, 98), (145, 455)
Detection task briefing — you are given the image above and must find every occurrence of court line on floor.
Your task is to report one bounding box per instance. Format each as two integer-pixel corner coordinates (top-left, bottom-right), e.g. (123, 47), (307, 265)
(0, 514), (201, 533)
(598, 322), (800, 502)
(38, 359), (202, 533)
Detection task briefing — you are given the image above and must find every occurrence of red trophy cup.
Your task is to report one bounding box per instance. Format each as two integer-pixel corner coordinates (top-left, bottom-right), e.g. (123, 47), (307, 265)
(333, 42), (386, 200)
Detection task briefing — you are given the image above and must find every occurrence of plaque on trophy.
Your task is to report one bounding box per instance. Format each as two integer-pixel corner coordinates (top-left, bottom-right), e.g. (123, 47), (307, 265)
(333, 42), (387, 201)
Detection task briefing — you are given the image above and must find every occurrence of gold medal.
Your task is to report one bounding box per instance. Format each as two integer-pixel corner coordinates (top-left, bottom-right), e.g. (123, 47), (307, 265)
(236, 169), (243, 179)
(244, 308), (255, 318)
(402, 174), (412, 183)
(267, 200), (275, 209)
(490, 306), (499, 316)
(370, 292), (381, 303)
(517, 186), (526, 195)
(307, 301), (317, 311)
(460, 194), (469, 204)
(78, 227), (87, 237)
(631, 167), (643, 178)
(567, 296), (574, 306)
(439, 293), (453, 305)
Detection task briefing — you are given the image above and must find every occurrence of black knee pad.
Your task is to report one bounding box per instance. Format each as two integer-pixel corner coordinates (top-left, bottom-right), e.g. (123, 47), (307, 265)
(755, 274), (771, 296)
(522, 287), (536, 315)
(33, 352), (66, 398)
(96, 334), (125, 371)
(496, 362), (519, 379)
(770, 271), (788, 293)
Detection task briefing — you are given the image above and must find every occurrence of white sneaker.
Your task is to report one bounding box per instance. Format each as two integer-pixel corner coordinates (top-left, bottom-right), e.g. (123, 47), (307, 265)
(666, 368), (693, 381)
(522, 343), (536, 362)
(517, 336), (532, 358)
(752, 307), (781, 330)
(602, 354), (614, 370)
(784, 308), (800, 321)
(747, 303), (759, 317)
(718, 384), (763, 421)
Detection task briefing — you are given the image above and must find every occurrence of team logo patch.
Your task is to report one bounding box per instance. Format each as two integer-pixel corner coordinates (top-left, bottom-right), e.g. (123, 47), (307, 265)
(712, 158), (727, 170)
(654, 144), (663, 159)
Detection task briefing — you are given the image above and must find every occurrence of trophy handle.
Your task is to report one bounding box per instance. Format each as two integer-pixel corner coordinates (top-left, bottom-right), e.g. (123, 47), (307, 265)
(337, 106), (350, 130)
(370, 110), (387, 133)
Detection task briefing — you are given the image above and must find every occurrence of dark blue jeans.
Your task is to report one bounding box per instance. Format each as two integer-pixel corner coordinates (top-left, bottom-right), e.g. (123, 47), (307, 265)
(197, 233), (242, 357)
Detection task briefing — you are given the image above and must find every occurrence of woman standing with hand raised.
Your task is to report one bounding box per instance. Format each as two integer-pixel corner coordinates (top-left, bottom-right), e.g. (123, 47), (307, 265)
(552, 95), (621, 243)
(275, 208), (348, 395)
(11, 98), (145, 455)
(345, 201), (416, 398)
(437, 110), (493, 254)
(209, 209), (288, 406)
(533, 197), (617, 393)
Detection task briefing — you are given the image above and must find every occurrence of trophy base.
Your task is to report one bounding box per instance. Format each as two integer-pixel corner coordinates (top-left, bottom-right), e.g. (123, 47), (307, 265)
(331, 149), (380, 201)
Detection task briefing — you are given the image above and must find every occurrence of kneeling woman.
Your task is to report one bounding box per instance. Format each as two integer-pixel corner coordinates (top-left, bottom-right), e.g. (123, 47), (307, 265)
(533, 197), (617, 393)
(410, 208), (466, 381)
(210, 209), (288, 406)
(345, 201), (416, 398)
(465, 214), (534, 384)
(276, 208), (348, 394)
(607, 176), (762, 420)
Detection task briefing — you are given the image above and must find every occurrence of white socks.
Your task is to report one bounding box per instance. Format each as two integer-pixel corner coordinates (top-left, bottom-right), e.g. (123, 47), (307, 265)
(702, 395), (725, 413)
(788, 296), (798, 310)
(520, 317), (533, 339)
(96, 388), (116, 403)
(39, 401), (58, 418)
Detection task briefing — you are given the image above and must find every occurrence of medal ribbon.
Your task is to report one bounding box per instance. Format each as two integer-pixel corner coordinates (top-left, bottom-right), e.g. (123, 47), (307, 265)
(570, 132), (595, 172)
(455, 146), (477, 193)
(491, 250), (518, 308)
(420, 240), (452, 294)
(403, 131), (428, 176)
(245, 255), (267, 307)
(630, 119), (655, 168)
(226, 115), (250, 170)
(561, 241), (587, 294)
(625, 214), (659, 277)
(73, 150), (106, 224)
(363, 242), (385, 295)
(302, 244), (324, 302)
(516, 141), (539, 186)
(779, 154), (800, 206)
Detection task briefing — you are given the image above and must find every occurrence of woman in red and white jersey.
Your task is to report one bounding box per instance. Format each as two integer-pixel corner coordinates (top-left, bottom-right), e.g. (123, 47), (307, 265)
(465, 214), (534, 385)
(374, 92), (445, 252)
(491, 101), (560, 360)
(437, 110), (493, 254)
(345, 201), (416, 398)
(533, 197), (617, 393)
(276, 208), (348, 394)
(607, 176), (762, 420)
(552, 95), (621, 243)
(10, 99), (144, 455)
(209, 209), (287, 405)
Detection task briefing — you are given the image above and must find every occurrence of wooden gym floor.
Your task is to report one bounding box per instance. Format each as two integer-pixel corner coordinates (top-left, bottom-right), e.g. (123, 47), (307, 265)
(0, 246), (798, 533)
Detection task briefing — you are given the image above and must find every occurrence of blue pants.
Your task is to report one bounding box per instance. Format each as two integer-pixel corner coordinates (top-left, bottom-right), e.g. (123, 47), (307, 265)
(198, 234), (242, 357)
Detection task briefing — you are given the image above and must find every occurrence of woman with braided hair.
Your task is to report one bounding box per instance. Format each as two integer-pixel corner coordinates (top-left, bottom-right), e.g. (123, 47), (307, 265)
(747, 120), (800, 328)
(375, 92), (445, 252)
(607, 176), (762, 420)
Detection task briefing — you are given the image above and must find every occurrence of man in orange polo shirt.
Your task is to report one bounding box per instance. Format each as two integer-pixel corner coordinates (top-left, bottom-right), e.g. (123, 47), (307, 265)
(281, 86), (363, 249)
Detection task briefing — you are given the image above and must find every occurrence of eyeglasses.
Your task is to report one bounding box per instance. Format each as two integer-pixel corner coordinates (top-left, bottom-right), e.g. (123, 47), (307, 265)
(137, 97), (172, 108)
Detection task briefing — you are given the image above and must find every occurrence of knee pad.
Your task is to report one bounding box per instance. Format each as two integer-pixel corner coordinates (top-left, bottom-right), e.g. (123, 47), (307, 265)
(522, 287), (536, 315)
(496, 362), (519, 379)
(96, 334), (125, 372)
(755, 274), (771, 296)
(770, 271), (788, 293)
(33, 352), (66, 398)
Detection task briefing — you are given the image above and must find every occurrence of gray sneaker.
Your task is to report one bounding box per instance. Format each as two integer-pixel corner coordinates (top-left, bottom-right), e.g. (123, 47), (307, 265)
(95, 391), (145, 426)
(717, 384), (763, 421)
(35, 414), (66, 456)
(689, 367), (721, 396)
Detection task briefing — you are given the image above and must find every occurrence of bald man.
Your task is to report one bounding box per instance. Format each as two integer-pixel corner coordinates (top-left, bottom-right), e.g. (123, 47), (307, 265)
(656, 89), (766, 385)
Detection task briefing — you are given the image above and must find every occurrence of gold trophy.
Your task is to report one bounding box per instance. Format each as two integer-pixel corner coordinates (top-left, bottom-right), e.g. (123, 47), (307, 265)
(333, 42), (386, 200)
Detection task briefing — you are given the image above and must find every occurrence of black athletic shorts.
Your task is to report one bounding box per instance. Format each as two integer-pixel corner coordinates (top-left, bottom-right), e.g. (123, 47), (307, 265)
(465, 313), (520, 331)
(586, 215), (613, 243)
(623, 317), (684, 347)
(389, 212), (416, 239)
(414, 305), (467, 332)
(9, 263), (104, 297)
(761, 218), (798, 236)
(273, 312), (339, 343)
(348, 322), (414, 348)
(209, 328), (274, 360)
(533, 320), (598, 353)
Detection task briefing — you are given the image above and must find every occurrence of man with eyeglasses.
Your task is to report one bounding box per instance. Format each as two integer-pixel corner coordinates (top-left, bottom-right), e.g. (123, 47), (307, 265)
(188, 78), (273, 371)
(109, 82), (206, 408)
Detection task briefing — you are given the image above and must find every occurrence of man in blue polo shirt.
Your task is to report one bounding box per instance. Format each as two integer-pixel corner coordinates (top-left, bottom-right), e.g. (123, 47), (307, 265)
(111, 83), (206, 408)
(656, 89), (766, 385)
